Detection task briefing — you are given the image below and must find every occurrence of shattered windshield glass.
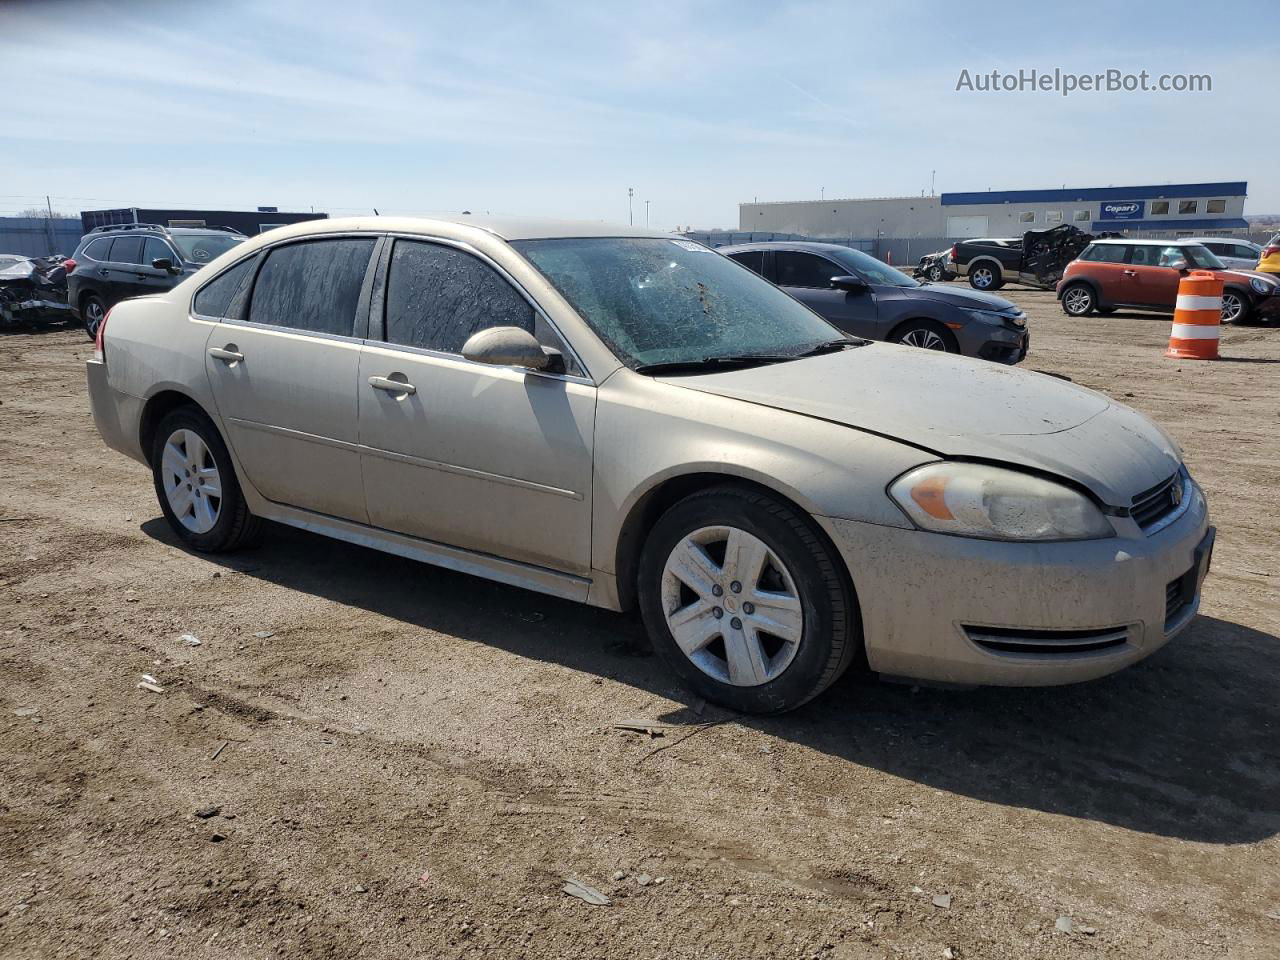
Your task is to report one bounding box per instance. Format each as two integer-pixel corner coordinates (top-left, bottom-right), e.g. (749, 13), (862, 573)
(512, 237), (840, 368)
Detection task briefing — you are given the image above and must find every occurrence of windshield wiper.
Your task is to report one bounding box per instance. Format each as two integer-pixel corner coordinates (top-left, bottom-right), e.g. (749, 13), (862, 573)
(794, 338), (869, 357)
(633, 354), (797, 375)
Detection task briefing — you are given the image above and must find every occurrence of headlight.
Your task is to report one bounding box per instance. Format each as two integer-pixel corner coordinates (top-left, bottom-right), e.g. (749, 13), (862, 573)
(961, 307), (1024, 328)
(1250, 276), (1276, 295)
(888, 462), (1114, 541)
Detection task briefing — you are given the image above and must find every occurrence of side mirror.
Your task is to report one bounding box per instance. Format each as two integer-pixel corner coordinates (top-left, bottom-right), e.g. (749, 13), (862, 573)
(830, 274), (866, 292)
(1168, 259), (1189, 272)
(462, 326), (552, 371)
(152, 257), (180, 274)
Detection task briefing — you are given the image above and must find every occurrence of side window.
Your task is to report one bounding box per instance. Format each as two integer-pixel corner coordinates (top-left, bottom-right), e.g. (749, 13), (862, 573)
(1178, 200), (1199, 215)
(384, 240), (535, 354)
(1019, 211), (1036, 224)
(1073, 209), (1091, 222)
(1232, 244), (1256, 259)
(142, 237), (176, 266)
(193, 257), (257, 319)
(1082, 244), (1127, 263)
(1128, 246), (1159, 266)
(774, 251), (840, 288)
(1201, 242), (1224, 255)
(108, 236), (143, 264)
(247, 238), (375, 336)
(1151, 201), (1170, 216)
(1157, 246), (1187, 267)
(83, 237), (113, 260)
(1206, 199), (1226, 214)
(727, 250), (765, 275)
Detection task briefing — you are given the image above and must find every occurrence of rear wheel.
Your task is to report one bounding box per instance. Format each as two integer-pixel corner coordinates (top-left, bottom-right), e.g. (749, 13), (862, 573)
(151, 406), (261, 552)
(890, 319), (958, 353)
(81, 294), (106, 340)
(968, 263), (1003, 291)
(638, 486), (859, 714)
(1061, 283), (1096, 317)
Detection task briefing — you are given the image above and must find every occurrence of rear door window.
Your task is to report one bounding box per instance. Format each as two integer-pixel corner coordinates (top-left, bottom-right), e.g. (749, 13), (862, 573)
(383, 239), (535, 353)
(247, 238), (375, 337)
(1081, 244), (1128, 263)
(727, 250), (765, 275)
(774, 251), (840, 288)
(108, 236), (143, 264)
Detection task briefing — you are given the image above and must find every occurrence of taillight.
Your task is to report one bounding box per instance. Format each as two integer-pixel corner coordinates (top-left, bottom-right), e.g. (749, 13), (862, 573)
(93, 308), (111, 363)
(948, 245), (957, 262)
(63, 258), (77, 274)
(1264, 245), (1280, 257)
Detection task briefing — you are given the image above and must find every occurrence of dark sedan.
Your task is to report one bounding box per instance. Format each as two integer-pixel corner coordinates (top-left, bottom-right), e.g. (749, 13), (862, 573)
(718, 241), (1029, 364)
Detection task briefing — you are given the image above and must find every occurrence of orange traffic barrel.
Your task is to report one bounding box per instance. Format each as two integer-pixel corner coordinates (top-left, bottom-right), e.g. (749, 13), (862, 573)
(1165, 270), (1221, 360)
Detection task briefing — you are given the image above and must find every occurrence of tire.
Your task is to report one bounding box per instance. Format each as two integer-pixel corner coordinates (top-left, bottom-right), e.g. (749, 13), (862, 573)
(637, 485), (860, 714)
(1221, 289), (1252, 324)
(81, 294), (106, 341)
(890, 319), (958, 353)
(1060, 283), (1096, 317)
(926, 262), (945, 282)
(968, 263), (1003, 291)
(151, 406), (262, 553)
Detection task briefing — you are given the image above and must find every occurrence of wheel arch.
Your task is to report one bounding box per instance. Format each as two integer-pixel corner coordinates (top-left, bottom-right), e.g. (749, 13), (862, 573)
(1059, 276), (1101, 302)
(612, 471), (858, 621)
(967, 256), (1004, 276)
(139, 389), (214, 467)
(885, 315), (958, 349)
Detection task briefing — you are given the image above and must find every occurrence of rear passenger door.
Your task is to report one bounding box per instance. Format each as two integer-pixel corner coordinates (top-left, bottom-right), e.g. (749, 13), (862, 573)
(203, 236), (378, 523)
(103, 235), (146, 304)
(357, 237), (596, 576)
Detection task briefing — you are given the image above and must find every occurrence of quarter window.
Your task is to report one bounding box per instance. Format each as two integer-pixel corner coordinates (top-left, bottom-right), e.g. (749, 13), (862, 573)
(384, 240), (535, 354)
(109, 236), (143, 264)
(193, 257), (257, 319)
(1178, 200), (1199, 215)
(247, 238), (375, 336)
(773, 251), (841, 288)
(1151, 201), (1170, 215)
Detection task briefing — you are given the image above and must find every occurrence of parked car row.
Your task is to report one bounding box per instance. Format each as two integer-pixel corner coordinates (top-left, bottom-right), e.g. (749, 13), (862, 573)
(86, 215), (1213, 714)
(950, 224), (1101, 292)
(1057, 238), (1280, 324)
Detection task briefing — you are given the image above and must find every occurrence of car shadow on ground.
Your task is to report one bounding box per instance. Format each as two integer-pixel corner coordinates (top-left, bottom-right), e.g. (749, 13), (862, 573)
(145, 518), (1280, 847)
(0, 319), (80, 336)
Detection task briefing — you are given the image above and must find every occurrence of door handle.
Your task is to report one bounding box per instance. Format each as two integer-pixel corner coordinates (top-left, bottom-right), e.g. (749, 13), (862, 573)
(1122, 270), (1137, 276)
(208, 346), (244, 363)
(369, 375), (416, 395)
(98, 268), (110, 277)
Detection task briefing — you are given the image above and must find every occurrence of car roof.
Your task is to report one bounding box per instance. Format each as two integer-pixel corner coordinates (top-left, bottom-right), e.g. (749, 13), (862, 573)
(716, 240), (857, 254)
(1181, 236), (1257, 244)
(1091, 238), (1205, 246)
(236, 214), (673, 244)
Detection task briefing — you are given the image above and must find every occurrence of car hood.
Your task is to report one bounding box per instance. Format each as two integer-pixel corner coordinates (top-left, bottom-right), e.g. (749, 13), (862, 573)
(907, 284), (1018, 312)
(660, 345), (1180, 505)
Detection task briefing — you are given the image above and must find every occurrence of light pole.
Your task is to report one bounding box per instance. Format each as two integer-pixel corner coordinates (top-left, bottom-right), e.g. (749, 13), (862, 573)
(644, 199), (650, 227)
(628, 187), (634, 226)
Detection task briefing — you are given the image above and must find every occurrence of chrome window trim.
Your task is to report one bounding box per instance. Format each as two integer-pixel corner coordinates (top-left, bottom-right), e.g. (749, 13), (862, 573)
(379, 232), (594, 384)
(361, 337), (594, 386)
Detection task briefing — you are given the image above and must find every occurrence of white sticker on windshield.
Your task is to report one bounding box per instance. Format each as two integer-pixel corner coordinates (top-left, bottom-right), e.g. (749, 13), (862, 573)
(669, 239), (711, 252)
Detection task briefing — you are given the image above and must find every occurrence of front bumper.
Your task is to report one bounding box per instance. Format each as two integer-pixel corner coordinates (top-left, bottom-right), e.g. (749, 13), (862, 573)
(817, 485), (1211, 686)
(1253, 290), (1280, 321)
(958, 320), (1028, 365)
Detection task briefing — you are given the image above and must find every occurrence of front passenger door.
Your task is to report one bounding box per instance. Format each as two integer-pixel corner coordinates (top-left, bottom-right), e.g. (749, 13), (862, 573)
(772, 250), (878, 337)
(358, 238), (595, 576)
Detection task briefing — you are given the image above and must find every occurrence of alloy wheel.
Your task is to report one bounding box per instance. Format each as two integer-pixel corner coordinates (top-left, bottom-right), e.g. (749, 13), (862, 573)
(160, 428), (223, 534)
(660, 525), (804, 687)
(83, 299), (105, 337)
(1063, 287), (1092, 315)
(972, 267), (993, 288)
(1221, 292), (1245, 323)
(900, 328), (947, 350)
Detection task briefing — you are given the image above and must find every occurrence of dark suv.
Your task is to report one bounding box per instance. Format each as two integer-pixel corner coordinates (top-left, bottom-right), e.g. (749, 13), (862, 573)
(66, 224), (246, 338)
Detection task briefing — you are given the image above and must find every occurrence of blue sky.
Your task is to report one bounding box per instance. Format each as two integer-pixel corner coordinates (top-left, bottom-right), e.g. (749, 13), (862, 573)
(2, 0), (1274, 227)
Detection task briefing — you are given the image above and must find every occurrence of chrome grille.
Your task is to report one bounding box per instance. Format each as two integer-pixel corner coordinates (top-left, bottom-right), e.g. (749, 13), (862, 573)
(1131, 471), (1184, 532)
(964, 625), (1130, 655)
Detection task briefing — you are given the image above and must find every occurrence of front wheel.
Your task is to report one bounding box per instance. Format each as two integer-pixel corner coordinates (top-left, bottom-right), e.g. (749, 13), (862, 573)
(926, 262), (946, 282)
(1060, 283), (1096, 317)
(151, 406), (262, 552)
(891, 319), (958, 353)
(637, 486), (859, 714)
(1221, 290), (1251, 324)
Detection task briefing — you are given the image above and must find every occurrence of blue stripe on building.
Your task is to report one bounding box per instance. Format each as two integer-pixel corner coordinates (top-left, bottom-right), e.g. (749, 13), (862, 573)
(941, 182), (1248, 206)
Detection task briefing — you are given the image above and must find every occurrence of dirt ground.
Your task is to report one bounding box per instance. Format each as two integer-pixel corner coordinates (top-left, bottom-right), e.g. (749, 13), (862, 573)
(1, 290), (1277, 960)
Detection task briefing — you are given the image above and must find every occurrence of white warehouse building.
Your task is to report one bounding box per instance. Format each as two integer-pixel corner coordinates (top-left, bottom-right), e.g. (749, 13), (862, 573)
(739, 181), (1250, 242)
